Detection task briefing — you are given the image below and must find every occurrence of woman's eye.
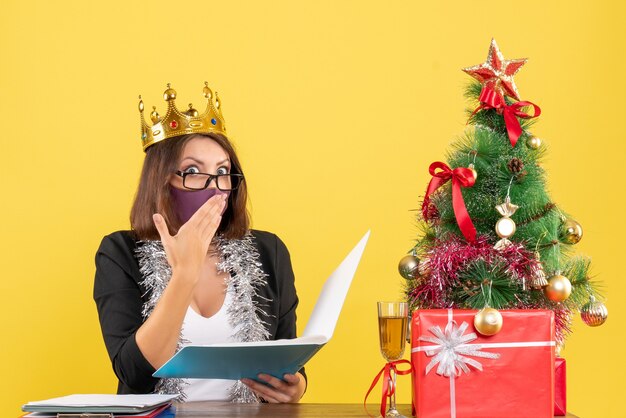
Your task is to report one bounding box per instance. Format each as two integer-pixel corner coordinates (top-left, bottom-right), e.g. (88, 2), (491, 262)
(216, 167), (229, 175)
(184, 166), (200, 174)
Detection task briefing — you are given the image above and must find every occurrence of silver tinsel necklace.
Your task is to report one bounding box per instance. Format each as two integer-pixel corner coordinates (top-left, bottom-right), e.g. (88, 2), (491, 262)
(135, 232), (271, 403)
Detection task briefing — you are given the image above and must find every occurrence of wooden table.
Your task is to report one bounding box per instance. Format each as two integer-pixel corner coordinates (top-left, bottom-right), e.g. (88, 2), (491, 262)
(172, 402), (578, 417)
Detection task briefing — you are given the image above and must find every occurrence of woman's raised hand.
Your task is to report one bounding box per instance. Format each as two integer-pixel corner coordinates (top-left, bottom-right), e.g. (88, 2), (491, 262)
(152, 194), (227, 282)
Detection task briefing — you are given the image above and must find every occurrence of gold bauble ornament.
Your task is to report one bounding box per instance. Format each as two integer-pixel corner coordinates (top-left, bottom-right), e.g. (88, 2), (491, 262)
(474, 307), (503, 336)
(559, 218), (583, 245)
(398, 254), (420, 280)
(526, 136), (542, 150)
(580, 295), (608, 327)
(545, 273), (572, 302)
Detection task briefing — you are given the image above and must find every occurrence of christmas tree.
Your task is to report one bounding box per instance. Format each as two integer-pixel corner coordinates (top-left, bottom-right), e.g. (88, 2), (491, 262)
(401, 39), (608, 347)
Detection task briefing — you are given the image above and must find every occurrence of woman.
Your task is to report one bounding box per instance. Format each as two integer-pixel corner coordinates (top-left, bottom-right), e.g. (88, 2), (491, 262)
(93, 83), (306, 403)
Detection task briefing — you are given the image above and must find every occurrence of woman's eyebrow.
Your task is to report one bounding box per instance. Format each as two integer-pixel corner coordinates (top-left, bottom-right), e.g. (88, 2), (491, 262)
(180, 156), (230, 166)
(181, 156), (205, 166)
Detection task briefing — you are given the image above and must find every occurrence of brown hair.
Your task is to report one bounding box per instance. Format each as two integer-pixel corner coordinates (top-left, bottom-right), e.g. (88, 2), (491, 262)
(130, 133), (250, 240)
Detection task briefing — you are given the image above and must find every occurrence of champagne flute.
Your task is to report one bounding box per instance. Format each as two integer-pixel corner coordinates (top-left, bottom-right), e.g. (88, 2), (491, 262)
(377, 301), (408, 418)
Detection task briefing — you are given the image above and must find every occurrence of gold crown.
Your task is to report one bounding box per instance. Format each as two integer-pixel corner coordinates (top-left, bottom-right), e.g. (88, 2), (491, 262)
(138, 82), (226, 151)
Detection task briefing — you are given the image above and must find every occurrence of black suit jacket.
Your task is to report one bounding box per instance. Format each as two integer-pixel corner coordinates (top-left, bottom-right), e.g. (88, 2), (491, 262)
(93, 229), (305, 394)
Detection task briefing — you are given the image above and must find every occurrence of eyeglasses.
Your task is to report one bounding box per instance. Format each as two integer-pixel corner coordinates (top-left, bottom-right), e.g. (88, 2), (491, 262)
(174, 170), (245, 191)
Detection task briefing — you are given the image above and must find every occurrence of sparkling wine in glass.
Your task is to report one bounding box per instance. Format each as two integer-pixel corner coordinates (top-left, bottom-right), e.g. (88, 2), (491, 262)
(377, 301), (408, 418)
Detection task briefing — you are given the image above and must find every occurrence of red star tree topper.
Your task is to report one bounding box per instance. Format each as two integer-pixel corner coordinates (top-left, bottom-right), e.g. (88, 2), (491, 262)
(463, 39), (527, 100)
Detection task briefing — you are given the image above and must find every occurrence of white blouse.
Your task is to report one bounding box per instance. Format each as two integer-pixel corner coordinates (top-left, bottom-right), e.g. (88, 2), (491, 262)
(180, 288), (237, 401)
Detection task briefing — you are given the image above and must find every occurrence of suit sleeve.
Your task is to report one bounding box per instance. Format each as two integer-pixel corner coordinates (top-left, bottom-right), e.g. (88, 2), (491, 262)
(273, 234), (307, 387)
(93, 236), (158, 393)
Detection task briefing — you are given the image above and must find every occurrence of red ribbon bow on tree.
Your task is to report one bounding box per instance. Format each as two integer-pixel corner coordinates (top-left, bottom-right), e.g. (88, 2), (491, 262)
(472, 87), (541, 147)
(364, 360), (413, 418)
(421, 162), (477, 242)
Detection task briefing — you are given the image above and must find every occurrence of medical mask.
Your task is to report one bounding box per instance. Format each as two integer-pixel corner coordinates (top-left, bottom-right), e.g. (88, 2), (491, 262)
(170, 186), (229, 225)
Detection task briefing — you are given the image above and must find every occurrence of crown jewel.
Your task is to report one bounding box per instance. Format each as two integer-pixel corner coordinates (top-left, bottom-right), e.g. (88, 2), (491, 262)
(138, 82), (226, 151)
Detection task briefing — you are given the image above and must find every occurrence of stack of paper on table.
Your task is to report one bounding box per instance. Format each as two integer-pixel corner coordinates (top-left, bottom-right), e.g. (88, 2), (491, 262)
(21, 394), (177, 416)
(153, 230), (371, 381)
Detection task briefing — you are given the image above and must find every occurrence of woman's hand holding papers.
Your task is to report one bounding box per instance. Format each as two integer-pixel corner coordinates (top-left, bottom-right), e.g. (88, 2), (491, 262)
(241, 372), (306, 403)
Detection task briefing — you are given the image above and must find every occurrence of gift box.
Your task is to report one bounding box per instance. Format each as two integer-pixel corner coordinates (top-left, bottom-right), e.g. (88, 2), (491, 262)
(411, 309), (555, 418)
(554, 357), (567, 416)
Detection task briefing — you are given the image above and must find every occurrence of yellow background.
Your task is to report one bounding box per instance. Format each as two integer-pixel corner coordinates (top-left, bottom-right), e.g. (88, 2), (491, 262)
(1, 1), (624, 417)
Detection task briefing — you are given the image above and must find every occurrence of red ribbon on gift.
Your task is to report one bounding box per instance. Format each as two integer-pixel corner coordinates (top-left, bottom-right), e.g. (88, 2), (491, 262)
(421, 162), (477, 242)
(364, 359), (413, 418)
(471, 87), (541, 147)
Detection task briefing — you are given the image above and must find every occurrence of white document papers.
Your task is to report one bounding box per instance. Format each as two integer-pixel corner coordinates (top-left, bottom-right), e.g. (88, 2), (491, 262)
(302, 229), (370, 340)
(22, 394), (178, 414)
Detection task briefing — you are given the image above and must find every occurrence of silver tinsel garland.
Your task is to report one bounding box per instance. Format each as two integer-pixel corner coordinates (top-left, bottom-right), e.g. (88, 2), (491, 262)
(135, 232), (270, 403)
